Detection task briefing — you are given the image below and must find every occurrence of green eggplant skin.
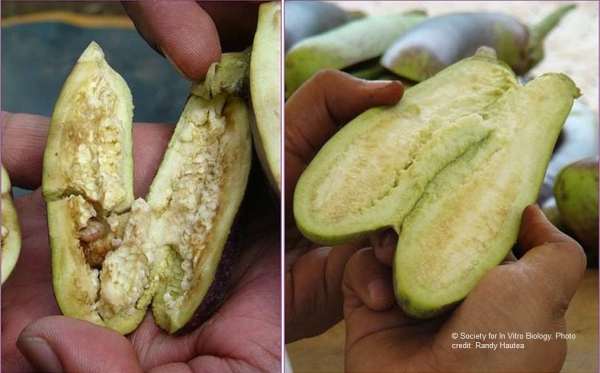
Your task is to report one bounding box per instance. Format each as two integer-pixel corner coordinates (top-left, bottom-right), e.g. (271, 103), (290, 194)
(285, 12), (426, 97)
(381, 5), (575, 82)
(285, 1), (351, 51)
(554, 158), (599, 266)
(250, 1), (282, 194)
(2, 166), (21, 284)
(294, 48), (579, 318)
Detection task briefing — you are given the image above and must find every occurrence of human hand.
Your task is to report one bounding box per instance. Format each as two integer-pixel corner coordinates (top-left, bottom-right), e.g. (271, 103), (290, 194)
(343, 205), (586, 372)
(1, 112), (280, 372)
(285, 70), (404, 342)
(123, 1), (264, 80)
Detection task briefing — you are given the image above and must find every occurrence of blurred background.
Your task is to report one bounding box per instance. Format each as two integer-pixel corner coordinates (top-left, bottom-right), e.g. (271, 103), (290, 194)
(1, 1), (191, 198)
(1, 1), (189, 125)
(285, 1), (598, 373)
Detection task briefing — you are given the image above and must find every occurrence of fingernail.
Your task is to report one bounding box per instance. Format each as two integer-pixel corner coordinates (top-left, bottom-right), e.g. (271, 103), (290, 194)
(18, 337), (62, 372)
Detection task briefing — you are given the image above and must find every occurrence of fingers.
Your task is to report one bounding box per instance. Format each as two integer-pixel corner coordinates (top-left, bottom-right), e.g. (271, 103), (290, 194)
(1, 111), (49, 189)
(369, 229), (398, 267)
(285, 71), (404, 212)
(516, 205), (586, 316)
(17, 316), (143, 373)
(285, 242), (362, 342)
(123, 0), (221, 80)
(198, 2), (261, 51)
(0, 110), (173, 195)
(518, 205), (579, 253)
(342, 247), (395, 313)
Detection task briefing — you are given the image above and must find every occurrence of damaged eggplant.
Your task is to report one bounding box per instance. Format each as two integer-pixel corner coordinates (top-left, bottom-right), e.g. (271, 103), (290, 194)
(294, 48), (578, 317)
(44, 42), (252, 334)
(381, 5), (575, 82)
(2, 165), (21, 284)
(250, 1), (282, 193)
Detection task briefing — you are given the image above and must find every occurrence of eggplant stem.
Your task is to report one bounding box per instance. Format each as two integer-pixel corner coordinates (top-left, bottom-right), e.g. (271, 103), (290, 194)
(529, 4), (575, 48)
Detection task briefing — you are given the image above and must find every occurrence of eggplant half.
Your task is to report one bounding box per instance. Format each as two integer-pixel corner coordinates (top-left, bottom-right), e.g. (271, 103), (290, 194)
(2, 165), (21, 284)
(294, 48), (579, 317)
(250, 2), (282, 193)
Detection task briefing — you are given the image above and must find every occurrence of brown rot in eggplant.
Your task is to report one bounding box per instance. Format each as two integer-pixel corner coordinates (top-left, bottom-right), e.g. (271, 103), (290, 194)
(44, 42), (252, 334)
(381, 5), (575, 81)
(2, 165), (21, 284)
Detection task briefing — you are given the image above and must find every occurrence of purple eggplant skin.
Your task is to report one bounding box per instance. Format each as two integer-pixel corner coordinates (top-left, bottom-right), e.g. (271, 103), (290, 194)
(381, 5), (575, 81)
(538, 101), (598, 204)
(285, 1), (352, 52)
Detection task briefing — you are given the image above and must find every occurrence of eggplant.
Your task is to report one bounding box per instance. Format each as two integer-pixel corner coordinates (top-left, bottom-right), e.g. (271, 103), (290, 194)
(381, 5), (575, 81)
(285, 1), (353, 52)
(250, 2), (281, 194)
(2, 165), (21, 284)
(554, 158), (598, 266)
(285, 11), (426, 97)
(44, 42), (252, 334)
(539, 100), (598, 204)
(294, 48), (578, 317)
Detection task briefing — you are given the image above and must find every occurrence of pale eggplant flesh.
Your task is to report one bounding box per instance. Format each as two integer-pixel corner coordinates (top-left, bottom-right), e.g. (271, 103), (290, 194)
(294, 48), (579, 317)
(44, 42), (252, 334)
(251, 2), (282, 194)
(2, 165), (21, 284)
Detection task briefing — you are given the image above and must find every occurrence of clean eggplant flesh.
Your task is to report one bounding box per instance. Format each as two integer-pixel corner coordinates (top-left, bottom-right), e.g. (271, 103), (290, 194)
(43, 41), (136, 333)
(2, 165), (21, 284)
(251, 2), (281, 193)
(294, 48), (578, 317)
(285, 12), (426, 97)
(381, 5), (575, 82)
(285, 1), (352, 51)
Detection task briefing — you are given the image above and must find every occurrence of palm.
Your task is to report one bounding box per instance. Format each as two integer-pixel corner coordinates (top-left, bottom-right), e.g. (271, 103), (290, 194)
(345, 255), (570, 372)
(2, 124), (280, 372)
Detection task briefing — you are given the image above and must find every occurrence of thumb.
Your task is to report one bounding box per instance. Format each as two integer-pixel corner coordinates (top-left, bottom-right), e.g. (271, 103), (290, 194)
(17, 316), (143, 373)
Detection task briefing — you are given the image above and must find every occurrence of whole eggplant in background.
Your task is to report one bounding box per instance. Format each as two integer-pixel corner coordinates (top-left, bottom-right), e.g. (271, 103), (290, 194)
(554, 158), (599, 266)
(539, 100), (598, 204)
(285, 11), (427, 97)
(285, 1), (353, 52)
(382, 5), (575, 81)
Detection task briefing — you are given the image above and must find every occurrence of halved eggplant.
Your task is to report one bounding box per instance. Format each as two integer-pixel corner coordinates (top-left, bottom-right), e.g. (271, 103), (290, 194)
(2, 165), (21, 284)
(43, 41), (136, 332)
(294, 48), (579, 317)
(44, 43), (252, 334)
(250, 1), (281, 193)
